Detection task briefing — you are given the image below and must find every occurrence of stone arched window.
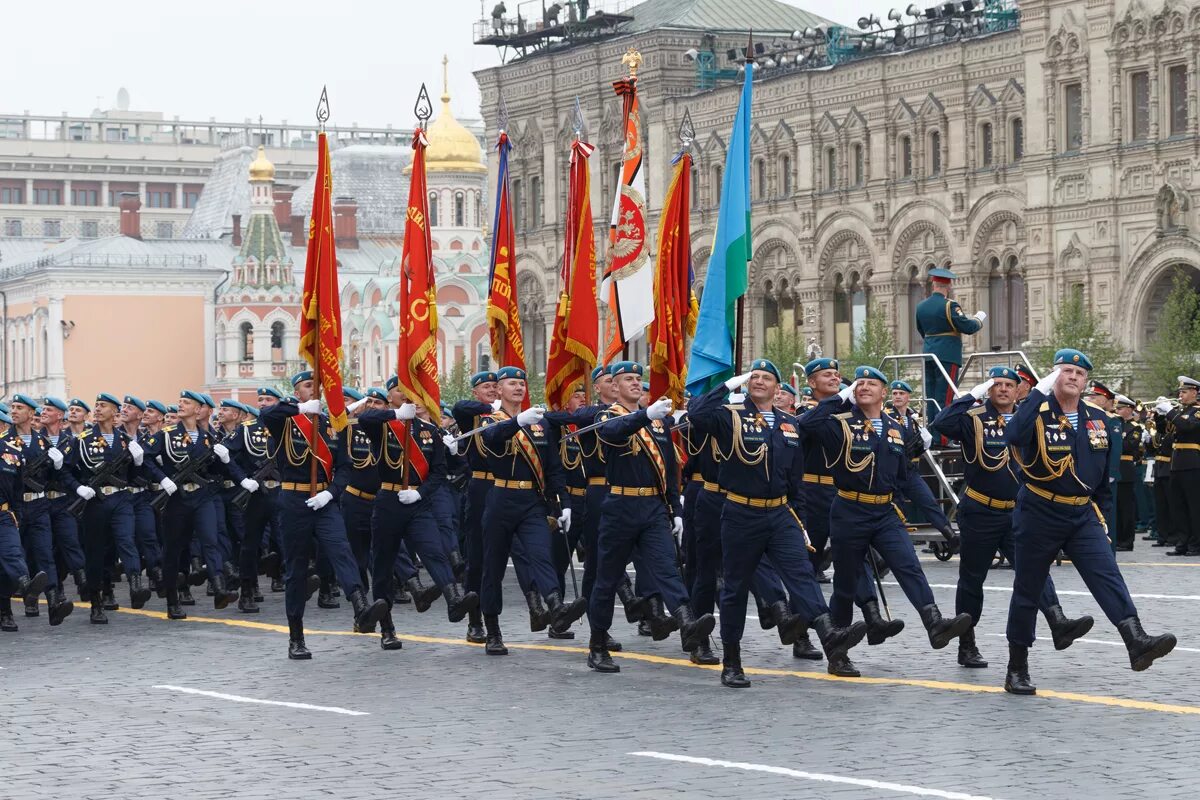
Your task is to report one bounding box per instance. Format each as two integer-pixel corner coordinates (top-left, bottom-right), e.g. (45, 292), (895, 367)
(240, 321), (254, 362)
(271, 321), (285, 361)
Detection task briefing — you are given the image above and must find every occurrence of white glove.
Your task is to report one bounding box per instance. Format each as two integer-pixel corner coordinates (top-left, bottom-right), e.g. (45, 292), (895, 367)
(838, 379), (859, 404)
(972, 310), (988, 323)
(396, 489), (421, 505)
(1141, 429), (1152, 445)
(728, 393), (746, 404)
(516, 406), (544, 426)
(47, 447), (63, 469)
(75, 485), (95, 501)
(558, 507), (572, 533)
(297, 399), (321, 415)
(240, 478), (259, 493)
(672, 410), (686, 424)
(305, 490), (333, 510)
(969, 379), (995, 401)
(1157, 399), (1173, 415)
(396, 403), (417, 421)
(491, 399), (502, 412)
(724, 371), (753, 391)
(1145, 461), (1156, 484)
(213, 443), (230, 463)
(919, 425), (933, 449)
(128, 440), (144, 466)
(1035, 368), (1060, 395)
(672, 516), (683, 538)
(442, 433), (459, 455)
(347, 397), (368, 413)
(646, 398), (672, 421)
(679, 494), (685, 510)
(159, 477), (177, 496)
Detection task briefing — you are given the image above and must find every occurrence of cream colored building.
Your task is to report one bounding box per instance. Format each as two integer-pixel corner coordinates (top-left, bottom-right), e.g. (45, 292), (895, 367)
(474, 0), (1200, 387)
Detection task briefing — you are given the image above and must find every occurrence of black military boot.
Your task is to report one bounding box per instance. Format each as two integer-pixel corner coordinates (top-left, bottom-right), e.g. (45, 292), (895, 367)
(449, 549), (467, 583)
(188, 557), (206, 587)
(304, 574), (321, 602)
(812, 613), (868, 660)
(587, 629), (620, 673)
(270, 577), (285, 593)
(237, 580), (259, 614)
(287, 617), (312, 660)
(1117, 617), (1177, 671)
(209, 574), (237, 611)
(1004, 643), (1035, 695)
(919, 604), (973, 649)
(756, 599), (778, 631)
(526, 590), (551, 632)
(637, 620), (653, 636)
(393, 581), (412, 604)
(690, 637), (720, 665)
(72, 569), (88, 602)
(16, 572), (48, 605)
(253, 582), (264, 603)
(673, 604), (716, 652)
(861, 598), (905, 645)
(443, 583), (479, 624)
(23, 594), (39, 617)
(605, 633), (623, 652)
(128, 573), (151, 610)
(379, 609), (403, 651)
(179, 583), (196, 606)
(150, 566), (166, 599)
(0, 598), (16, 631)
(466, 607), (487, 644)
(791, 628), (823, 660)
(484, 613), (508, 655)
(47, 588), (74, 627)
(1043, 604), (1094, 651)
(261, 550), (281, 580)
(827, 651), (861, 677)
(767, 600), (805, 646)
(547, 591), (587, 635)
(317, 577), (340, 609)
(167, 600), (187, 620)
(405, 576), (440, 613)
(957, 626), (988, 668)
(616, 576), (647, 624)
(645, 596), (681, 641)
(101, 581), (119, 611)
(89, 598), (107, 625)
(720, 641), (751, 688)
(350, 589), (388, 634)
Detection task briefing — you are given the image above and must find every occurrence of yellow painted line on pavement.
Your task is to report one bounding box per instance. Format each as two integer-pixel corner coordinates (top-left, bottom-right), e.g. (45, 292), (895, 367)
(113, 606), (1200, 716)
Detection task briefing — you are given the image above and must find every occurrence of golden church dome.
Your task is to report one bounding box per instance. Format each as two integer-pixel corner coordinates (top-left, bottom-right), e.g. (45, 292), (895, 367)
(248, 145), (275, 181)
(418, 56), (486, 175)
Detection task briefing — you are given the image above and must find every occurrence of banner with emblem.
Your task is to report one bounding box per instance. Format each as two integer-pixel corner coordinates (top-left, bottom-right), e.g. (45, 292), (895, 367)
(648, 149), (698, 406)
(601, 50), (655, 363)
(397, 127), (441, 414)
(487, 131), (527, 373)
(545, 137), (599, 411)
(298, 131), (349, 431)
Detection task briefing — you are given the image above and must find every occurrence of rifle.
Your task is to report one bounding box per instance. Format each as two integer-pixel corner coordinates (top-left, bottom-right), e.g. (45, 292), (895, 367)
(21, 448), (52, 494)
(229, 459), (280, 511)
(67, 449), (133, 519)
(150, 447), (215, 513)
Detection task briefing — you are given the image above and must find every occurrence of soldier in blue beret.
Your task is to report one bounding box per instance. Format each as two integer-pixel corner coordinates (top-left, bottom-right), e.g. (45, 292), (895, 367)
(0, 411), (52, 632)
(915, 267), (985, 417)
(257, 387), (283, 409)
(118, 394), (166, 597)
(931, 365), (1092, 670)
(37, 397), (88, 607)
(1001, 351), (1176, 694)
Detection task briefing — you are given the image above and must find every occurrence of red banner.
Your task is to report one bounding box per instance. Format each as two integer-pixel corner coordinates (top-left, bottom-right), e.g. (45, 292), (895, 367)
(298, 131), (348, 431)
(648, 151), (697, 406)
(397, 128), (441, 415)
(487, 132), (527, 373)
(545, 139), (599, 410)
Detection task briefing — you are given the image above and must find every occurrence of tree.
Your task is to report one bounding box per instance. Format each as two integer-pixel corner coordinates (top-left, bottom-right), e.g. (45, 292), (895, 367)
(1030, 290), (1126, 384)
(843, 300), (897, 372)
(1141, 269), (1200, 397)
(437, 358), (473, 406)
(762, 328), (806, 379)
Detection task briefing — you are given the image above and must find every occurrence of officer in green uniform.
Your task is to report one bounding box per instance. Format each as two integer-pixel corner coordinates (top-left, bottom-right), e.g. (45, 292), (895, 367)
(914, 267), (985, 417)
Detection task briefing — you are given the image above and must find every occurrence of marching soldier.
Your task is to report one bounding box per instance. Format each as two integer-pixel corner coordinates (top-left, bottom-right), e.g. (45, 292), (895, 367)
(1114, 394), (1145, 551)
(120, 395), (165, 596)
(914, 267), (985, 416)
(544, 383), (588, 641)
(678, 390), (723, 665)
(260, 372), (389, 659)
(932, 367), (1093, 669)
(40, 397), (88, 603)
(223, 397), (282, 613)
(0, 407), (49, 633)
(143, 400), (168, 436)
(66, 398), (90, 438)
(1003, 351), (1176, 695)
(1086, 382), (1123, 553)
(1162, 377), (1200, 556)
(1149, 397), (1176, 549)
(337, 387), (383, 592)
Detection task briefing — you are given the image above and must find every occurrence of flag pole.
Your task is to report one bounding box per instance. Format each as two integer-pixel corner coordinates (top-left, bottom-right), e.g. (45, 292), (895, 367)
(734, 33), (755, 374)
(403, 84), (434, 491)
(310, 86), (330, 495)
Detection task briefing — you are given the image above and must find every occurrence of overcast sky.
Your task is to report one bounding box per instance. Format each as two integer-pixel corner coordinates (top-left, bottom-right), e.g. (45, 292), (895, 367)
(4, 0), (898, 128)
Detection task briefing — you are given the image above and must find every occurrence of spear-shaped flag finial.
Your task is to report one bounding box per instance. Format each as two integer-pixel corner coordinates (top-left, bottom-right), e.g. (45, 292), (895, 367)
(746, 30), (756, 64)
(415, 83), (433, 126)
(679, 108), (695, 149)
(315, 86), (330, 128)
(497, 91), (510, 135)
(572, 96), (586, 141)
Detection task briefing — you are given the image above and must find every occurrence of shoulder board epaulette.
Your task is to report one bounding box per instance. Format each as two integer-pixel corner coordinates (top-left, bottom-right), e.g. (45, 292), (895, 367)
(834, 412), (853, 420)
(163, 424), (178, 432)
(3, 439), (21, 453)
(241, 420), (255, 427)
(776, 409), (798, 424)
(1039, 401), (1050, 412)
(967, 405), (987, 416)
(722, 404), (742, 411)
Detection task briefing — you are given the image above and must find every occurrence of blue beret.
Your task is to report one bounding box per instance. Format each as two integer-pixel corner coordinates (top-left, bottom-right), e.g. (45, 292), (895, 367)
(220, 399), (244, 410)
(167, 405), (179, 414)
(928, 267), (957, 281)
(497, 366), (527, 381)
(386, 375), (400, 391)
(749, 358), (781, 382)
(42, 396), (68, 413)
(889, 380), (913, 393)
(11, 393), (40, 411)
(804, 358), (839, 377)
(95, 392), (122, 408)
(988, 366), (1019, 382)
(590, 366), (607, 383)
(641, 381), (651, 391)
(854, 366), (889, 384)
(365, 388), (388, 402)
(244, 405), (260, 418)
(0, 410), (11, 425)
(440, 404), (454, 418)
(0, 402), (9, 415)
(801, 386), (814, 397)
(69, 398), (91, 412)
(608, 361), (643, 377)
(470, 371), (499, 387)
(1053, 348), (1093, 371)
(257, 387), (283, 399)
(146, 400), (168, 414)
(201, 394), (216, 408)
(291, 370), (313, 387)
(122, 395), (146, 411)
(284, 395), (298, 404)
(180, 390), (206, 405)
(343, 387), (365, 402)
(780, 383), (797, 396)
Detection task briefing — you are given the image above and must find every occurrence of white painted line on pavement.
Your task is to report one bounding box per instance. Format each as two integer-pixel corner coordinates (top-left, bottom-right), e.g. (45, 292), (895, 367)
(153, 685), (368, 716)
(885, 581), (1200, 601)
(630, 751), (1007, 800)
(980, 633), (1200, 653)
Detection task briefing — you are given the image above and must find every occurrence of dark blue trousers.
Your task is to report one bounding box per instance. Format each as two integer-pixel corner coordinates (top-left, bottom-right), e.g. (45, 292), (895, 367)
(130, 492), (161, 570)
(551, 490), (586, 596)
(719, 502), (828, 642)
(238, 490), (277, 583)
(956, 496), (1058, 624)
(463, 477), (490, 594)
(20, 501), (56, 590)
(829, 497), (934, 628)
(163, 492), (225, 598)
(340, 491), (373, 588)
(82, 493), (139, 593)
(0, 510), (26, 591)
(480, 487), (558, 616)
(372, 491), (454, 600)
(49, 497), (85, 574)
(588, 494), (687, 634)
(1007, 489), (1137, 646)
(581, 482), (606, 600)
(391, 540), (418, 582)
(429, 485), (460, 558)
(278, 491), (362, 619)
(688, 487), (724, 617)
(681, 479), (701, 591)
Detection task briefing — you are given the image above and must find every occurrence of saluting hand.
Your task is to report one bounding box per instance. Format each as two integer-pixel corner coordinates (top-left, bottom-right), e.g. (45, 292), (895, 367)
(966, 378), (994, 401)
(1035, 368), (1061, 395)
(723, 371), (753, 391)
